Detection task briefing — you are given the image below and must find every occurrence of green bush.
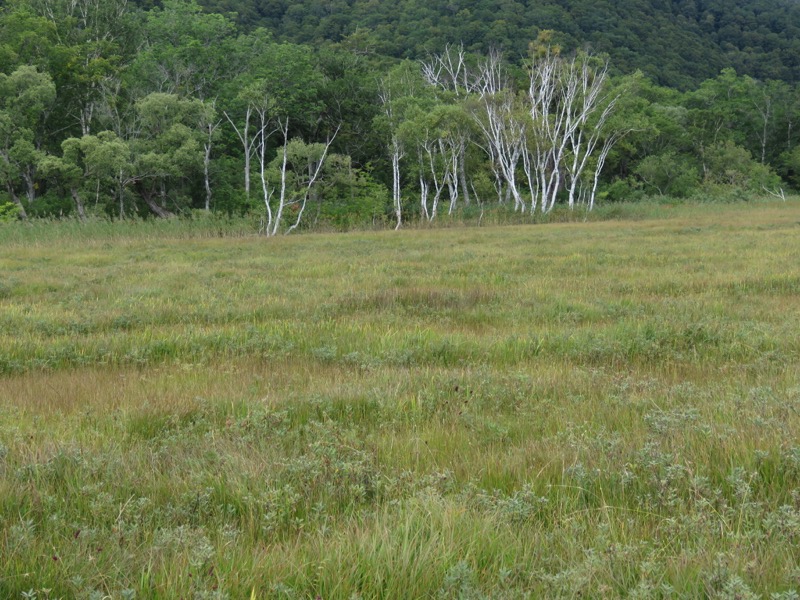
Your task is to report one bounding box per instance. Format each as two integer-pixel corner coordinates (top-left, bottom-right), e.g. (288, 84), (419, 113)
(316, 167), (390, 230)
(634, 152), (700, 198)
(601, 177), (646, 203)
(703, 141), (782, 191)
(0, 201), (21, 222)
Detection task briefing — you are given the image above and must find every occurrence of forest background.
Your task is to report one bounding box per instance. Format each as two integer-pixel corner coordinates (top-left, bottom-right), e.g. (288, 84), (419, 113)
(2, 0), (800, 230)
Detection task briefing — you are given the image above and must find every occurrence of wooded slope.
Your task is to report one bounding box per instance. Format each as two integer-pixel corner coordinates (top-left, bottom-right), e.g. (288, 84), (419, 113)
(189, 0), (800, 88)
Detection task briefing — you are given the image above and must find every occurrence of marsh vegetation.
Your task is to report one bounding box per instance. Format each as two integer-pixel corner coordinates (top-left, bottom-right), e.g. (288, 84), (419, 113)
(1, 201), (800, 598)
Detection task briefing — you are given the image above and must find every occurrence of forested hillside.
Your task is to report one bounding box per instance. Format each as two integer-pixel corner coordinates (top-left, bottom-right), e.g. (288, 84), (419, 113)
(192, 0), (800, 89)
(1, 0), (800, 228)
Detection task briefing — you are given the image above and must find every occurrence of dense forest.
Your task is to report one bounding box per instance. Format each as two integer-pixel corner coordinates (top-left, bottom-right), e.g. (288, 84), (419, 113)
(192, 0), (800, 89)
(1, 0), (800, 230)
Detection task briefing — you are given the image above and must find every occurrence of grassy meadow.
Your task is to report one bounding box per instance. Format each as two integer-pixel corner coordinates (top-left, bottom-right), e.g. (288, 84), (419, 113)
(2, 201), (800, 598)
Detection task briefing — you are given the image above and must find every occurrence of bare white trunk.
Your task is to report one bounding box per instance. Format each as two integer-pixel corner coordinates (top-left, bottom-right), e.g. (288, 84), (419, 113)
(22, 170), (36, 204)
(755, 95), (771, 165)
(269, 119), (290, 237)
(259, 130), (274, 234)
(528, 52), (620, 213)
(421, 137), (452, 221)
(202, 117), (221, 212)
(390, 136), (404, 229)
(419, 175), (429, 221)
(445, 139), (459, 215)
(458, 143), (470, 207)
(589, 133), (622, 210)
(287, 126), (339, 234)
(522, 146), (537, 212)
(473, 91), (526, 212)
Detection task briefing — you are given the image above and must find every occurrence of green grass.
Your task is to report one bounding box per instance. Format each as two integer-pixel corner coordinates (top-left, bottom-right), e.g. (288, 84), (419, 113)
(1, 200), (800, 598)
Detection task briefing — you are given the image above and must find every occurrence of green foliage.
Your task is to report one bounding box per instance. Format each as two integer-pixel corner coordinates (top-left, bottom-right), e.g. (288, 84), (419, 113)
(0, 65), (55, 212)
(315, 164), (390, 229)
(0, 200), (21, 221)
(703, 141), (782, 191)
(780, 146), (800, 189)
(635, 152), (699, 197)
(234, 38), (325, 124)
(129, 0), (237, 98)
(1, 0), (800, 222)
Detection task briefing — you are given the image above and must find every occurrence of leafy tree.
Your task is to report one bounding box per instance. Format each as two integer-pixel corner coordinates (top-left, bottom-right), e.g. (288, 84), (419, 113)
(315, 44), (386, 171)
(0, 3), (57, 73)
(128, 0), (237, 100)
(260, 131), (338, 236)
(312, 162), (390, 229)
(634, 151), (699, 197)
(132, 92), (207, 217)
(76, 131), (135, 218)
(38, 138), (88, 220)
(23, 0), (137, 136)
(376, 60), (436, 227)
(703, 140), (781, 191)
(221, 33), (325, 200)
(0, 65), (56, 218)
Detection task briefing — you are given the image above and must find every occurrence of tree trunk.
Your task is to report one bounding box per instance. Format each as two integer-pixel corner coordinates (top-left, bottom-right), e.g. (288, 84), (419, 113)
(6, 182), (27, 219)
(22, 169), (36, 204)
(270, 120), (290, 237)
(458, 143), (470, 207)
(118, 181), (124, 219)
(142, 191), (174, 218)
(391, 137), (403, 229)
(71, 187), (86, 221)
(204, 141), (213, 211)
(224, 107), (252, 199)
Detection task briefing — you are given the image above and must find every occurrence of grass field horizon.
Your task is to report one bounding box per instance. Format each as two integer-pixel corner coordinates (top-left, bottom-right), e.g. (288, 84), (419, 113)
(2, 201), (800, 598)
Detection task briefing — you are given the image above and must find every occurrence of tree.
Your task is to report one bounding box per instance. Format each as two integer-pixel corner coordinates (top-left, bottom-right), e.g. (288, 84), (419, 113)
(634, 151), (699, 197)
(222, 35), (324, 200)
(62, 131), (135, 219)
(128, 0), (237, 100)
(0, 65), (56, 218)
(377, 61), (437, 227)
(132, 92), (206, 217)
(527, 49), (625, 212)
(703, 140), (781, 191)
(470, 87), (528, 210)
(26, 0), (135, 136)
(38, 138), (88, 220)
(311, 160), (390, 229)
(0, 4), (58, 73)
(401, 103), (471, 220)
(260, 123), (339, 236)
(199, 100), (222, 211)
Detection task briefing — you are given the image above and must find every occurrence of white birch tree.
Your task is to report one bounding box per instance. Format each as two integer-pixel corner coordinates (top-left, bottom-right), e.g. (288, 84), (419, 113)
(528, 49), (624, 212)
(260, 120), (339, 236)
(376, 62), (435, 228)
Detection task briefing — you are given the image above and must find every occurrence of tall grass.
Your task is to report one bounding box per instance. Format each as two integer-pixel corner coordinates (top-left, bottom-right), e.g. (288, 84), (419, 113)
(1, 200), (800, 598)
(1, 196), (789, 246)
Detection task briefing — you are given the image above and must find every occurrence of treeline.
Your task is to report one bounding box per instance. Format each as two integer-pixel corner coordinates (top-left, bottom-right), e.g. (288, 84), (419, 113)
(1, 0), (799, 230)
